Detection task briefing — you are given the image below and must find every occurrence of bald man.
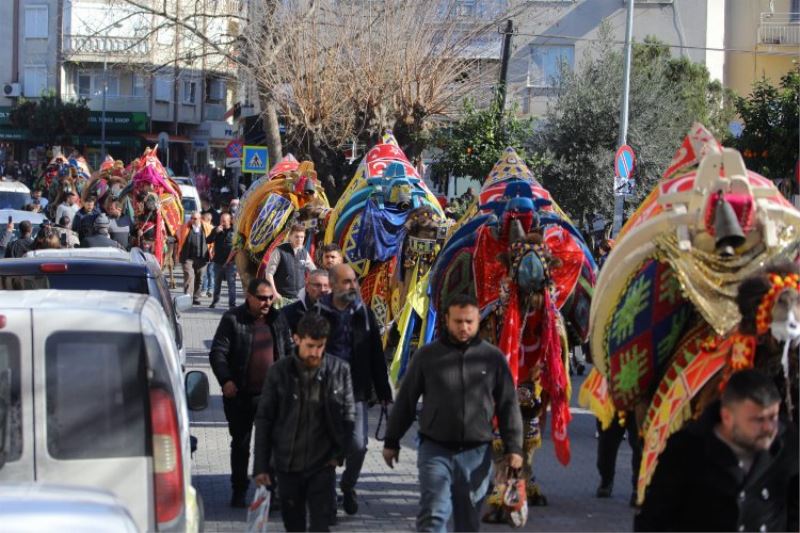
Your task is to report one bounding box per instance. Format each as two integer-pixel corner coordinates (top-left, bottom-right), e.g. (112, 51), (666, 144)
(312, 264), (392, 516)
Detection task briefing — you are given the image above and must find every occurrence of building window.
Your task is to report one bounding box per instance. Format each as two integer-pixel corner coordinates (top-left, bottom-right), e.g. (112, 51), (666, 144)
(77, 72), (92, 98)
(23, 66), (48, 97)
(132, 74), (147, 97)
(154, 75), (172, 102)
(528, 45), (574, 88)
(105, 73), (120, 98)
(25, 5), (48, 39)
(207, 78), (225, 102)
(183, 80), (197, 104)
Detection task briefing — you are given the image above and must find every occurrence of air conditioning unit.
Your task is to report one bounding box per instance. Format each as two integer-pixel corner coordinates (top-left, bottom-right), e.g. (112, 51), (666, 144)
(3, 83), (21, 97)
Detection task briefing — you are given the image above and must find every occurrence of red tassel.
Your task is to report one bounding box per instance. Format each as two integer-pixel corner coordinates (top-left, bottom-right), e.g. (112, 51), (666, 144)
(540, 290), (572, 465)
(499, 284), (522, 386)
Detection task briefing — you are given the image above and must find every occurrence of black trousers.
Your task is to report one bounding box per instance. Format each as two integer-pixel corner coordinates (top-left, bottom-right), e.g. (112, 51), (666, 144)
(277, 465), (336, 532)
(222, 392), (259, 493)
(596, 413), (642, 491)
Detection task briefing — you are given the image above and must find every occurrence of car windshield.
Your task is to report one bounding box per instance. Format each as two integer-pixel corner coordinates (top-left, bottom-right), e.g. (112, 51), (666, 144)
(0, 224), (41, 241)
(181, 197), (197, 213)
(0, 274), (149, 293)
(0, 192), (30, 210)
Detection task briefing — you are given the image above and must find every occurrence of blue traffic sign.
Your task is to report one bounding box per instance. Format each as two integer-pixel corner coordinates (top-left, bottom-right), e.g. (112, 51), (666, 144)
(243, 145), (269, 174)
(615, 144), (635, 180)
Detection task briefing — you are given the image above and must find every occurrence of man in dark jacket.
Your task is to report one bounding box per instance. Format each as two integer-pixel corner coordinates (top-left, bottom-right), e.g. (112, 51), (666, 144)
(209, 213), (237, 309)
(3, 220), (34, 258)
(383, 293), (523, 532)
(209, 278), (294, 507)
(71, 196), (99, 241)
(253, 313), (355, 532)
(282, 269), (330, 333)
(312, 263), (392, 515)
(81, 214), (125, 249)
(636, 369), (799, 532)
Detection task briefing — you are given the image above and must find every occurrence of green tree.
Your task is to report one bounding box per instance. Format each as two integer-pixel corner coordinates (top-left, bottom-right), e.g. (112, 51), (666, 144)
(429, 94), (541, 192)
(10, 93), (90, 145)
(531, 32), (735, 223)
(733, 66), (799, 181)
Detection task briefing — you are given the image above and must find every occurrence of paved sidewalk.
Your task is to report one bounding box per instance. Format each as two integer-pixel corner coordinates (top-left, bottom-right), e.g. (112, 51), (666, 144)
(180, 280), (636, 532)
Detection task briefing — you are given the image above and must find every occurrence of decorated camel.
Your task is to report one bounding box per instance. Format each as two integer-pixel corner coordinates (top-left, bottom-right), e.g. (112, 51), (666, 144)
(423, 148), (597, 523)
(584, 124), (800, 505)
(232, 154), (331, 290)
(323, 132), (448, 344)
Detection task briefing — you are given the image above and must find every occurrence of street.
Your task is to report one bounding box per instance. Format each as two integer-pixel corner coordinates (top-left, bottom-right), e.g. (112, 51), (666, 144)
(180, 283), (636, 532)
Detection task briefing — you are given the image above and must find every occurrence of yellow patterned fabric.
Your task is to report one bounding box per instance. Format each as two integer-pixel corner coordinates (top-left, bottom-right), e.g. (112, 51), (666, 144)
(578, 368), (616, 430)
(654, 231), (797, 336)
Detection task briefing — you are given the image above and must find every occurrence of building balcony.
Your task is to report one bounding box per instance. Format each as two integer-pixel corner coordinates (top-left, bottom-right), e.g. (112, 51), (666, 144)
(63, 35), (152, 63)
(758, 12), (800, 46)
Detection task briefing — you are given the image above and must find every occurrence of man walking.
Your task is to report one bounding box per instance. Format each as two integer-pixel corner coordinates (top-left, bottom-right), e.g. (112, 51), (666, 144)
(313, 263), (392, 515)
(265, 224), (317, 306)
(253, 313), (356, 532)
(635, 369), (798, 532)
(383, 294), (523, 532)
(209, 278), (294, 507)
(282, 269), (331, 333)
(319, 243), (344, 269)
(176, 212), (213, 305)
(209, 212), (237, 309)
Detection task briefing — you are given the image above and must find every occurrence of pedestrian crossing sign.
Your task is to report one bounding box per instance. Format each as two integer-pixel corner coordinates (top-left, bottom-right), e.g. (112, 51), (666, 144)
(243, 145), (269, 174)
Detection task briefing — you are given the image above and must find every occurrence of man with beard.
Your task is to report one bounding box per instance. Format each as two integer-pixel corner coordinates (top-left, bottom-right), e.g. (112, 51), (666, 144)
(383, 294), (523, 532)
(635, 370), (798, 532)
(209, 278), (294, 508)
(253, 313), (355, 532)
(312, 263), (392, 516)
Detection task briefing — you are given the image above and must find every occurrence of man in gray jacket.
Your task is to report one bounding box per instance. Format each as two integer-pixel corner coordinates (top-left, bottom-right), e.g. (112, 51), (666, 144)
(383, 293), (523, 532)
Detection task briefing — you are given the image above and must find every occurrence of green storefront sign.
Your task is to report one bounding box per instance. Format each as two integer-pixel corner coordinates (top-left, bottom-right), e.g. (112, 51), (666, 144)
(87, 111), (148, 132)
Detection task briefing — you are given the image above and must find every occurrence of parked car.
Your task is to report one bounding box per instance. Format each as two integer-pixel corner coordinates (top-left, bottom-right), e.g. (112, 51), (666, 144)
(0, 181), (31, 211)
(0, 247), (191, 367)
(0, 290), (209, 532)
(178, 184), (200, 222)
(0, 484), (138, 532)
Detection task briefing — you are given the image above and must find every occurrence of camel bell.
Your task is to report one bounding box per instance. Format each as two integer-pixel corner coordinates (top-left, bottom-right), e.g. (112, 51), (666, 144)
(713, 194), (746, 257)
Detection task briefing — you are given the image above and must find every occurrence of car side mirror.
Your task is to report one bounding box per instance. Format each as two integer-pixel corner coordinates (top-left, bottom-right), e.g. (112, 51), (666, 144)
(173, 294), (192, 313)
(185, 371), (209, 411)
(0, 368), (11, 470)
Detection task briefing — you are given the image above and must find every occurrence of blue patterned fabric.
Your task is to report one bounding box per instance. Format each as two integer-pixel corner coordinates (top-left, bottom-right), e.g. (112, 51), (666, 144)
(353, 198), (409, 262)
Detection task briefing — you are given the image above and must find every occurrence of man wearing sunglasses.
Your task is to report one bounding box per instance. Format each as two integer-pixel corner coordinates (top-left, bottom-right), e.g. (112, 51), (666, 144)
(209, 278), (295, 508)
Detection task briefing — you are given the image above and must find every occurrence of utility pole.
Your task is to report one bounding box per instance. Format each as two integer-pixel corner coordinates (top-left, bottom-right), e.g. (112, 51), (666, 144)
(497, 19), (514, 122)
(101, 58), (108, 160)
(612, 0), (635, 237)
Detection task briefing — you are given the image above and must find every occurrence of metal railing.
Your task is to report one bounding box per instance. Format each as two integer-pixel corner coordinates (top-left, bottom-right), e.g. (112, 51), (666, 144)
(63, 35), (151, 57)
(758, 12), (800, 46)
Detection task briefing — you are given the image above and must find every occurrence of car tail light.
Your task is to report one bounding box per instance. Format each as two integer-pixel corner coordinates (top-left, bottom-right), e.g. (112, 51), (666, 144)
(149, 388), (184, 525)
(39, 263), (68, 273)
(0, 315), (5, 329)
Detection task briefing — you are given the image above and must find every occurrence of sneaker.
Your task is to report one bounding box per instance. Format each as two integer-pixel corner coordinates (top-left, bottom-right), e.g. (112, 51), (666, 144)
(206, 291), (212, 298)
(342, 488), (358, 515)
(230, 491), (247, 508)
(209, 301), (218, 309)
(595, 483), (613, 498)
(192, 299), (201, 306)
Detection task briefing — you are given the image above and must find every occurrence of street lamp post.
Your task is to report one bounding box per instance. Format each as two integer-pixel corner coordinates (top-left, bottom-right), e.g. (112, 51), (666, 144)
(100, 58), (108, 160)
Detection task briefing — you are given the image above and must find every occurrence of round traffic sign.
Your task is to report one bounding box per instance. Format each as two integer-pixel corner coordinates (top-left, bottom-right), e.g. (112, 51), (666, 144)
(615, 145), (635, 180)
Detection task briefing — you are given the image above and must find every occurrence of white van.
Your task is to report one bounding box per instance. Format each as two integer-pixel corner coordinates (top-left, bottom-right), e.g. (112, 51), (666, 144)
(178, 184), (201, 223)
(0, 290), (209, 532)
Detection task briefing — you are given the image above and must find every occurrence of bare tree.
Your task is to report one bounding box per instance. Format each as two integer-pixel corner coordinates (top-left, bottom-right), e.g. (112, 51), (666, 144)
(242, 0), (521, 184)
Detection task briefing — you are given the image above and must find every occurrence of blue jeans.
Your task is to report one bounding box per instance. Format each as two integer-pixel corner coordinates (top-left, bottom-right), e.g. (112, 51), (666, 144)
(212, 262), (237, 307)
(416, 438), (493, 532)
(340, 401), (368, 491)
(201, 261), (215, 292)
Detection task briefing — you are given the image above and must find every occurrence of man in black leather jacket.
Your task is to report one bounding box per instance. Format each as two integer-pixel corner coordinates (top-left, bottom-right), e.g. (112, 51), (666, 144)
(253, 313), (355, 532)
(209, 278), (294, 507)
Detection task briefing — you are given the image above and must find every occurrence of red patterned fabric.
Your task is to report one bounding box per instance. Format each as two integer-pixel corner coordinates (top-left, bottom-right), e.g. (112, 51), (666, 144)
(499, 284), (522, 385)
(538, 289), (571, 465)
(473, 227), (507, 310)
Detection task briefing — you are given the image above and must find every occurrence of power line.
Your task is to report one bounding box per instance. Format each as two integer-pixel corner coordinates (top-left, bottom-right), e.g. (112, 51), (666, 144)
(510, 30), (800, 58)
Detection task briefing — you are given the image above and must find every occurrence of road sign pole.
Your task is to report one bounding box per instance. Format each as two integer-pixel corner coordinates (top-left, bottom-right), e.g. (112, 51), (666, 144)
(613, 0), (635, 238)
